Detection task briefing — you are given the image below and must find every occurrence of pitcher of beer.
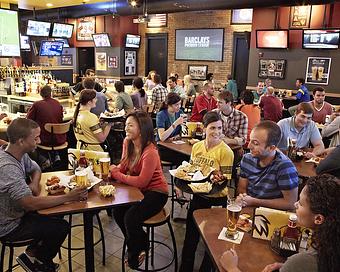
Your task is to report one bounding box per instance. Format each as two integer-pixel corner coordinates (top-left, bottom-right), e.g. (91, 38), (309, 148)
(226, 199), (242, 239)
(99, 157), (111, 180)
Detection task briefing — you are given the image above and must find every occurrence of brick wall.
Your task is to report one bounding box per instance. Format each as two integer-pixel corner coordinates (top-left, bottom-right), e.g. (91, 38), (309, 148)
(138, 10), (251, 86)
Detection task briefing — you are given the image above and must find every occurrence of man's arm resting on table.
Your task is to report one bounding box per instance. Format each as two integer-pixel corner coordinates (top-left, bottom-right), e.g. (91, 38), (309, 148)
(311, 139), (325, 156)
(237, 177), (248, 195)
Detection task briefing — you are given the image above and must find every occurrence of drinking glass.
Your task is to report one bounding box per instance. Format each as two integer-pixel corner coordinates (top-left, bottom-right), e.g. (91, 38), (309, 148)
(226, 199), (242, 239)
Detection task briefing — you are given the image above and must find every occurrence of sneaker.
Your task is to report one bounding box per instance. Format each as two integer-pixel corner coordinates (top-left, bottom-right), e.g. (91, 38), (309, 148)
(16, 253), (36, 272)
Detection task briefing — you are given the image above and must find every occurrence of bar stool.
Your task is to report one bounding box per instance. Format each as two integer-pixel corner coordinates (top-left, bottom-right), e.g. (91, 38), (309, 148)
(121, 208), (178, 272)
(0, 238), (35, 272)
(161, 160), (177, 219)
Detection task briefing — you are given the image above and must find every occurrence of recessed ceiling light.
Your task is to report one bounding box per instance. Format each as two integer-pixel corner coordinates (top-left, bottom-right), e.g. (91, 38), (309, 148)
(83, 0), (90, 2)
(46, 3), (53, 7)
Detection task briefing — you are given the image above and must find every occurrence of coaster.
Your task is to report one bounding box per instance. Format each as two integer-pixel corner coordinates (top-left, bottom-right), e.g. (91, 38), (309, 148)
(218, 227), (244, 244)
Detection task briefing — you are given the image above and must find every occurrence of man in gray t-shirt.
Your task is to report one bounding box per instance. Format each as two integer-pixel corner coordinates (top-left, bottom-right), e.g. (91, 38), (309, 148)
(0, 118), (87, 272)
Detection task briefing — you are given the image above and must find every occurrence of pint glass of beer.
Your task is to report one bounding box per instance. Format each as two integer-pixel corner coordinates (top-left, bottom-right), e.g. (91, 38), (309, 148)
(311, 66), (318, 81)
(75, 170), (88, 187)
(226, 200), (242, 239)
(99, 158), (111, 180)
(317, 66), (324, 81)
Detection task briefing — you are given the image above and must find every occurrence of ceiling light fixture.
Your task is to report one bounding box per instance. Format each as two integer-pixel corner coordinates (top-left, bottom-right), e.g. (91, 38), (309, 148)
(127, 0), (142, 8)
(46, 3), (53, 7)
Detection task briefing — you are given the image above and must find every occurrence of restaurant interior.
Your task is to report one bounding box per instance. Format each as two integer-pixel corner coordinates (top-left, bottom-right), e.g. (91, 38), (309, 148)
(0, 0), (340, 272)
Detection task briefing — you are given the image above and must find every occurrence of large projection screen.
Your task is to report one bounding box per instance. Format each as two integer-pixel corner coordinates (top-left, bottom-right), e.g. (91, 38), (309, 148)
(175, 28), (224, 61)
(0, 8), (20, 57)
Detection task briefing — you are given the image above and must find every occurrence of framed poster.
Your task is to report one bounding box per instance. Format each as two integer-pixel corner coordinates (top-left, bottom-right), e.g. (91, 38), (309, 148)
(231, 9), (253, 24)
(124, 50), (136, 76)
(108, 56), (118, 68)
(61, 55), (73, 66)
(289, 6), (311, 29)
(305, 57), (331, 85)
(258, 59), (286, 79)
(77, 17), (96, 41)
(95, 52), (107, 71)
(147, 14), (167, 28)
(188, 65), (208, 80)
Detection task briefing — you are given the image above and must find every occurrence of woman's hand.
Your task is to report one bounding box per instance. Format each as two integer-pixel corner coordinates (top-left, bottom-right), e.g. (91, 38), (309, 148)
(173, 116), (185, 127)
(220, 249), (241, 272)
(261, 262), (284, 272)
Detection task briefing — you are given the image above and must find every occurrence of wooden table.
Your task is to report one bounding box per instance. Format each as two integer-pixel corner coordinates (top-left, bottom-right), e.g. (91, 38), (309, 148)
(38, 171), (144, 272)
(193, 208), (284, 272)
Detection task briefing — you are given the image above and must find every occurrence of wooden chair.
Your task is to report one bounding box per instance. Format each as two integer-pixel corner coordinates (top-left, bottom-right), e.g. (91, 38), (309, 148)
(142, 104), (155, 114)
(37, 121), (72, 151)
(182, 96), (195, 113)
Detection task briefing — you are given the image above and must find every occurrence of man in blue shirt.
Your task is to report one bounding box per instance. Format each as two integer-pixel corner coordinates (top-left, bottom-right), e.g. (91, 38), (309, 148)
(278, 102), (325, 159)
(288, 78), (310, 116)
(237, 121), (298, 210)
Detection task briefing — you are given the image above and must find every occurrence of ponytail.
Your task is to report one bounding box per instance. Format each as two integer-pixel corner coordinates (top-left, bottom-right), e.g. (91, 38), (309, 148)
(139, 88), (146, 98)
(73, 102), (81, 125)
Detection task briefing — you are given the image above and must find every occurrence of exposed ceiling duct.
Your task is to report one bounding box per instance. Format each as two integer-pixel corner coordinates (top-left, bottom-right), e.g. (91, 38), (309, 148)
(19, 0), (336, 21)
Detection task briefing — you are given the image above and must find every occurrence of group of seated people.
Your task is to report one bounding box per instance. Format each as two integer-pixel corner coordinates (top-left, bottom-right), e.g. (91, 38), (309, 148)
(0, 71), (340, 272)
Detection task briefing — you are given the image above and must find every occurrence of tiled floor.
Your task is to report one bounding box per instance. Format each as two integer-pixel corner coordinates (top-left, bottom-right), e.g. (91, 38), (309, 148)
(2, 170), (208, 272)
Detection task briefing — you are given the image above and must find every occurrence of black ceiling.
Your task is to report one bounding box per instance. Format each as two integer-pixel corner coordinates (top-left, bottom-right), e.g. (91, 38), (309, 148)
(20, 0), (336, 20)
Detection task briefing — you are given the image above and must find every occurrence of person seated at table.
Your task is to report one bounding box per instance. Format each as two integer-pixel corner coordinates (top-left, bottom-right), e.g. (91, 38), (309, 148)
(73, 89), (113, 151)
(151, 74), (168, 111)
(156, 92), (186, 142)
(277, 102), (325, 158)
(72, 69), (104, 95)
(203, 72), (214, 87)
(167, 76), (187, 99)
(0, 118), (87, 272)
(288, 78), (310, 116)
(190, 82), (217, 122)
(114, 81), (134, 113)
(235, 90), (261, 146)
(110, 111), (168, 269)
(215, 91), (248, 146)
(316, 146), (340, 178)
(259, 86), (284, 123)
(262, 78), (272, 94)
(221, 174), (340, 272)
(224, 74), (238, 102)
(83, 77), (108, 117)
(183, 74), (196, 97)
(253, 81), (265, 104)
(131, 77), (148, 110)
(237, 121), (298, 210)
(321, 113), (340, 147)
(309, 87), (333, 124)
(180, 111), (234, 272)
(0, 113), (8, 146)
(144, 70), (156, 91)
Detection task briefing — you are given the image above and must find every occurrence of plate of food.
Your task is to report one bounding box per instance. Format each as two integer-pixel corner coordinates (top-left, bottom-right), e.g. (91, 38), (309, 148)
(59, 167), (102, 190)
(45, 176), (66, 195)
(100, 109), (125, 122)
(237, 213), (253, 232)
(169, 161), (214, 182)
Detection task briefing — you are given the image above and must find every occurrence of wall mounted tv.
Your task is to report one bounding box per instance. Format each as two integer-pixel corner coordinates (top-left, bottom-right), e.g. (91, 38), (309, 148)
(39, 41), (64, 56)
(27, 20), (51, 37)
(303, 29), (340, 49)
(125, 34), (141, 48)
(20, 35), (30, 50)
(92, 33), (111, 47)
(256, 30), (289, 49)
(175, 28), (224, 61)
(52, 22), (74, 38)
(54, 38), (70, 48)
(0, 8), (20, 57)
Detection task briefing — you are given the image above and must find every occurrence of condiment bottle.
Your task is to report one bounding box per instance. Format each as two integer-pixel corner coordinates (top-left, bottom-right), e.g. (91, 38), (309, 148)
(283, 214), (300, 240)
(78, 150), (88, 169)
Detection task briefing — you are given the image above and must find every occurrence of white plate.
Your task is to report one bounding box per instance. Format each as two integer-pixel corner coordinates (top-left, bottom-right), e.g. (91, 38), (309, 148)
(59, 174), (102, 189)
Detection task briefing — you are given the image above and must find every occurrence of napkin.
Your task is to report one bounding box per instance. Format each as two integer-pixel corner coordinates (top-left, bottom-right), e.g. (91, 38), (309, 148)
(218, 227), (244, 244)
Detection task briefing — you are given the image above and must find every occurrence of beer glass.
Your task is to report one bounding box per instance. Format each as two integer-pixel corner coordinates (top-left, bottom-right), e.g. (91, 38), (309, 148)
(99, 158), (111, 180)
(317, 66), (324, 81)
(226, 200), (242, 239)
(311, 66), (318, 81)
(75, 170), (88, 187)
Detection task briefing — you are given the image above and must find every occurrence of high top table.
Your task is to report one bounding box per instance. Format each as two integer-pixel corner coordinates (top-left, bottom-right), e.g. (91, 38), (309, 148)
(38, 171), (144, 272)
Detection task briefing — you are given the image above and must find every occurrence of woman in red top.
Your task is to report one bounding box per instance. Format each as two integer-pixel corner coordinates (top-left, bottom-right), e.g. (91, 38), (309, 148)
(110, 111), (168, 269)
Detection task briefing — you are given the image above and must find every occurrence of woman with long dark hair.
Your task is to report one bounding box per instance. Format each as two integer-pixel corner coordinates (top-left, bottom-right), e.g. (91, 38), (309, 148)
(220, 174), (340, 272)
(110, 111), (168, 269)
(131, 77), (148, 110)
(73, 89), (112, 151)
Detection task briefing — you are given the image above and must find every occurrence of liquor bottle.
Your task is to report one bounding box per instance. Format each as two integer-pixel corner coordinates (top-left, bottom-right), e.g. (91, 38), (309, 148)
(283, 214), (300, 240)
(78, 150), (88, 169)
(287, 138), (297, 161)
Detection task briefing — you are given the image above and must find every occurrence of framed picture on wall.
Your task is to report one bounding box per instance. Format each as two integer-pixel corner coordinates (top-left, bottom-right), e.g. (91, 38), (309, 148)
(95, 52), (107, 71)
(289, 6), (312, 29)
(231, 9), (253, 24)
(188, 65), (208, 80)
(258, 59), (286, 79)
(108, 56), (118, 68)
(147, 14), (167, 28)
(124, 50), (137, 76)
(77, 17), (96, 41)
(305, 57), (331, 85)
(61, 55), (73, 66)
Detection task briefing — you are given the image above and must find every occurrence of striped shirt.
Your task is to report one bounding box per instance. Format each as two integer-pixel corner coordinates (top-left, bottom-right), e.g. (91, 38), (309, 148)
(240, 151), (298, 199)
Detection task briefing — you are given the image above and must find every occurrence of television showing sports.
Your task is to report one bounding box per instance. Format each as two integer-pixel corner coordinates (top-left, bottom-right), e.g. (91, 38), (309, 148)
(92, 33), (111, 47)
(256, 30), (289, 49)
(0, 8), (20, 57)
(303, 29), (340, 49)
(175, 28), (224, 61)
(39, 41), (64, 56)
(125, 34), (141, 48)
(54, 38), (70, 48)
(20, 35), (30, 50)
(27, 20), (51, 37)
(52, 23), (74, 38)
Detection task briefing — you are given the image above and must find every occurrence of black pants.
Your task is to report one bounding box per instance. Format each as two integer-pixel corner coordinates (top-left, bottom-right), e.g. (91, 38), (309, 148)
(1, 213), (69, 263)
(113, 190), (168, 261)
(179, 195), (228, 272)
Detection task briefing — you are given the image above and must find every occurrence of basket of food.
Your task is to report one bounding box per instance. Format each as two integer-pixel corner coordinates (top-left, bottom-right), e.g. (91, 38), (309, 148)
(99, 109), (125, 122)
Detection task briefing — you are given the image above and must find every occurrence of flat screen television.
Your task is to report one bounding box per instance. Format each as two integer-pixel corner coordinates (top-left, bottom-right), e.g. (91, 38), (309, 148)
(54, 38), (70, 48)
(27, 20), (51, 37)
(303, 29), (340, 49)
(92, 33), (111, 47)
(39, 41), (64, 56)
(175, 28), (224, 61)
(51, 22), (74, 38)
(256, 30), (289, 49)
(125, 34), (141, 48)
(0, 8), (20, 57)
(20, 35), (30, 50)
